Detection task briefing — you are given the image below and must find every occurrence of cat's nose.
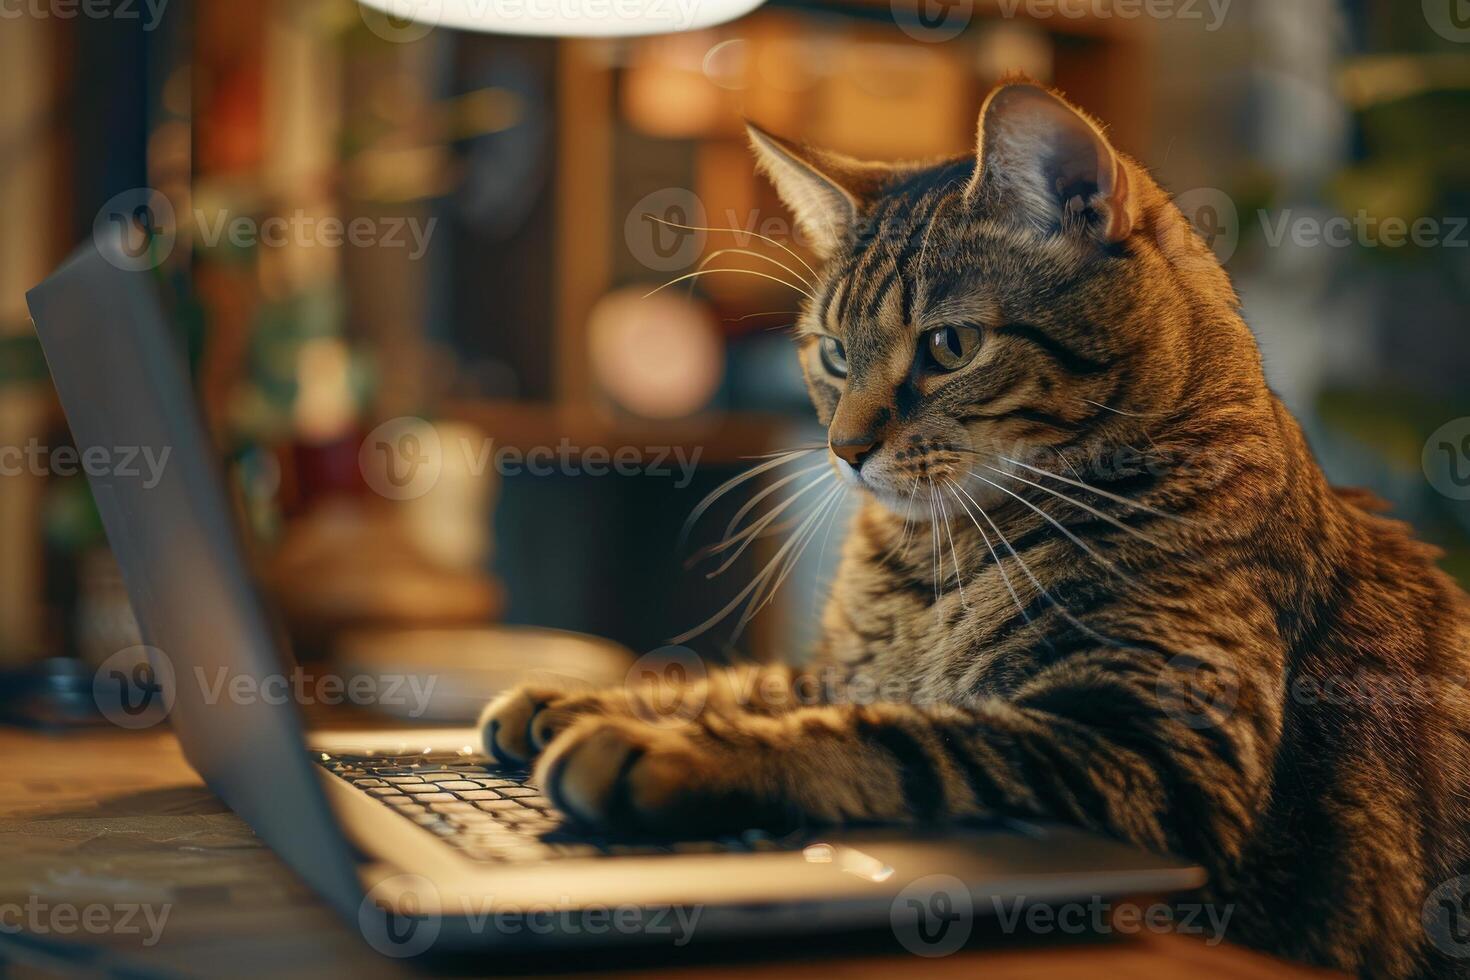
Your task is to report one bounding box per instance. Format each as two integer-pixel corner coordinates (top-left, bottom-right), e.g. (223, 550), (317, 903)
(830, 435), (879, 469)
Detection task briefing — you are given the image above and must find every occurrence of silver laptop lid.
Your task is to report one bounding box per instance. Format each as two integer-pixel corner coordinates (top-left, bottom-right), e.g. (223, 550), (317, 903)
(27, 240), (363, 917)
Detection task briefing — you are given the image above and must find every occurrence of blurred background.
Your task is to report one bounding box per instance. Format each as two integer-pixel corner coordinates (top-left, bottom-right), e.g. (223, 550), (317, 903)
(0, 0), (1466, 722)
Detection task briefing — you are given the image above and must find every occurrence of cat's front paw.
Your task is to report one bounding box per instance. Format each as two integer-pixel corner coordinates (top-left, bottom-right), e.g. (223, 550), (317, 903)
(478, 685), (592, 767)
(533, 716), (783, 835)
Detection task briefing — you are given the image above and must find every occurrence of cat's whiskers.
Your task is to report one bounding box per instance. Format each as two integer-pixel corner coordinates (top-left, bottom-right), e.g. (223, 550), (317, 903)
(688, 247), (816, 294)
(810, 482), (847, 617)
(698, 469), (834, 577)
(997, 454), (1187, 524)
(1078, 397), (1163, 419)
(640, 213), (820, 285)
(947, 479), (1117, 647)
(927, 482), (942, 615)
(983, 463), (1169, 546)
(743, 444), (828, 460)
(721, 460), (831, 542)
(940, 488), (968, 608)
(742, 484), (848, 630)
(644, 268), (813, 301)
(882, 474), (923, 564)
(724, 310), (802, 324)
(901, 476), (922, 558)
(1051, 447), (1086, 483)
(680, 446), (822, 547)
(942, 479), (1033, 633)
(671, 480), (844, 645)
(964, 469), (1141, 589)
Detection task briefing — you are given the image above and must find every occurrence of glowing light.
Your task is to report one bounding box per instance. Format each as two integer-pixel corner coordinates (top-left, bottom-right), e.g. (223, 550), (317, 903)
(357, 0), (767, 39)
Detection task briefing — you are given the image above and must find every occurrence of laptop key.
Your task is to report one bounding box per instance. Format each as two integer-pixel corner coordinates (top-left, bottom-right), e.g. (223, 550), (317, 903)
(429, 802), (477, 814)
(316, 752), (792, 863)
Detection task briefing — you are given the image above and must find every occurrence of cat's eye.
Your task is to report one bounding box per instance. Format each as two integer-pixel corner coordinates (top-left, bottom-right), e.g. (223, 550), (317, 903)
(924, 324), (983, 372)
(818, 336), (849, 378)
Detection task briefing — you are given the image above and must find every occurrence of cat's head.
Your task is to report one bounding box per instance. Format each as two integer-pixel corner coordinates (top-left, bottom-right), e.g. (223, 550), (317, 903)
(749, 78), (1243, 517)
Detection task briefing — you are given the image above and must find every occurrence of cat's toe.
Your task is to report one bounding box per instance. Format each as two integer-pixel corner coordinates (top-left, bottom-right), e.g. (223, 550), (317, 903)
(478, 687), (559, 766)
(536, 718), (641, 826)
(534, 718), (773, 834)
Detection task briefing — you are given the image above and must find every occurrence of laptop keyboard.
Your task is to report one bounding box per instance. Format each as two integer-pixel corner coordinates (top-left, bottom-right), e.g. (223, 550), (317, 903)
(316, 752), (812, 863)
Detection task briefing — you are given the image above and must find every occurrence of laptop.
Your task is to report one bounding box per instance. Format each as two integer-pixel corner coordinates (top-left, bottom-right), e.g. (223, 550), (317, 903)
(26, 239), (1204, 957)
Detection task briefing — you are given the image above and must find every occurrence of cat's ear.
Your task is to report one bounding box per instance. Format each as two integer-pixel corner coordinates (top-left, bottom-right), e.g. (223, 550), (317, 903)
(746, 122), (887, 259)
(967, 81), (1137, 243)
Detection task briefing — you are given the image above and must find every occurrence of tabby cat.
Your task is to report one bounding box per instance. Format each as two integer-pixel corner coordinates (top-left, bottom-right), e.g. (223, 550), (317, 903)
(480, 78), (1470, 978)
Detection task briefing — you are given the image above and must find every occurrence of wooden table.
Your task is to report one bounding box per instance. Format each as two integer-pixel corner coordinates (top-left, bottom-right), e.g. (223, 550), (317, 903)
(0, 725), (1338, 979)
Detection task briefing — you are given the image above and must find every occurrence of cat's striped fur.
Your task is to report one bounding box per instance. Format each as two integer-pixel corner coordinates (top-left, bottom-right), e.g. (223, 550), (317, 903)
(480, 79), (1470, 978)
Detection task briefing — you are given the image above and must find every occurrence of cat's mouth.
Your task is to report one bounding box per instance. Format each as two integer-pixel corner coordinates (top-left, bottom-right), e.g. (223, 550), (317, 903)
(832, 445), (992, 520)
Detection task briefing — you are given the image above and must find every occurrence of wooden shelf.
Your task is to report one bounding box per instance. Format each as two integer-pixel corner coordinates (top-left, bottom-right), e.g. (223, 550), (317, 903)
(441, 400), (806, 466)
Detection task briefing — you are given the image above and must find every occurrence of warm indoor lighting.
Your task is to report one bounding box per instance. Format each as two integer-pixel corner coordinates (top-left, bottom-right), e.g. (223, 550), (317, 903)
(356, 0), (767, 38)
